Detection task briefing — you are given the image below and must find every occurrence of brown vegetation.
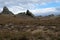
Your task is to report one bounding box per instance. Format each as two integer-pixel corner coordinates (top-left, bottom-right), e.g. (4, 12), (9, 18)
(0, 14), (60, 40)
(0, 6), (60, 40)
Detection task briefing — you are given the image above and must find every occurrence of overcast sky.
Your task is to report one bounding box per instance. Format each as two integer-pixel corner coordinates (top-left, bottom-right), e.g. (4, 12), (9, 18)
(0, 0), (60, 16)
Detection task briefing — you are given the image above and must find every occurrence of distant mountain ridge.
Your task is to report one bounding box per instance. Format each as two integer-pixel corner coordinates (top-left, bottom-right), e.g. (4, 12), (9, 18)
(0, 6), (60, 17)
(0, 6), (34, 17)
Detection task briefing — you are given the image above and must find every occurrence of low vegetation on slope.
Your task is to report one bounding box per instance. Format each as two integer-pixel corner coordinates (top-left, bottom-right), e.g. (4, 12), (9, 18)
(0, 14), (60, 26)
(0, 6), (60, 40)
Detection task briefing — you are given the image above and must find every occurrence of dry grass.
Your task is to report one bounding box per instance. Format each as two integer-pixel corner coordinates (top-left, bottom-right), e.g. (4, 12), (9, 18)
(0, 15), (60, 26)
(0, 15), (60, 40)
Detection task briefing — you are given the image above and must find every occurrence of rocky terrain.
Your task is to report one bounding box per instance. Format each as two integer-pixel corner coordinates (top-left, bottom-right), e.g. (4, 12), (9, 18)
(0, 6), (60, 40)
(0, 23), (60, 40)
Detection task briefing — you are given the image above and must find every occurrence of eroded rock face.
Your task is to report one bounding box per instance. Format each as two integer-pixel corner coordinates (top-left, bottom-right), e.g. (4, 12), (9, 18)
(0, 6), (14, 15)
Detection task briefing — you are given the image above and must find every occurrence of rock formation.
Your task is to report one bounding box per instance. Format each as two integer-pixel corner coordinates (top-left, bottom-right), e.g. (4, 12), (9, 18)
(0, 6), (14, 15)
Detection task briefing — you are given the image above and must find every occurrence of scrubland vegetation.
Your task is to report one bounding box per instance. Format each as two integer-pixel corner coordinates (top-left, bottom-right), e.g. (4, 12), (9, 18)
(0, 6), (60, 40)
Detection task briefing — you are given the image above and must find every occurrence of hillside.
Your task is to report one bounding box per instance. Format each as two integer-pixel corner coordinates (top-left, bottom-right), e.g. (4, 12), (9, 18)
(0, 6), (60, 40)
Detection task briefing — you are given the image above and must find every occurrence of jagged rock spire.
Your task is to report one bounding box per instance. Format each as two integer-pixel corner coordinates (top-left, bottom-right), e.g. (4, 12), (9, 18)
(26, 10), (34, 17)
(3, 6), (9, 12)
(1, 6), (14, 15)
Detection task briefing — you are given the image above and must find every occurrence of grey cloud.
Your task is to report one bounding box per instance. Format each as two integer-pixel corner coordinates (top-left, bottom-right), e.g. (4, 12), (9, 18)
(0, 0), (60, 15)
(0, 0), (60, 5)
(0, 0), (60, 8)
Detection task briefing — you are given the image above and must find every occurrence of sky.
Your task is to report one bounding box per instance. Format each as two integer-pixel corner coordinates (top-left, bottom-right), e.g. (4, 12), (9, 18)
(0, 0), (60, 16)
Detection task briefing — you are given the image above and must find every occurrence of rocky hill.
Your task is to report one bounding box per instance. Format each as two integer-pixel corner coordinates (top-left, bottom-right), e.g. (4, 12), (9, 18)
(0, 6), (60, 40)
(0, 6), (14, 15)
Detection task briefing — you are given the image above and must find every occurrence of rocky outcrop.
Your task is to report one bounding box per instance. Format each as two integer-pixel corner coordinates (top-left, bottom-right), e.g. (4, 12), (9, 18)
(0, 6), (14, 15)
(26, 10), (34, 17)
(16, 12), (26, 16)
(16, 10), (34, 17)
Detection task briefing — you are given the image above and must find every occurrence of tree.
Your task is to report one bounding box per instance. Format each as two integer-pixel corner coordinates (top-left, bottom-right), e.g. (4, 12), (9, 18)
(26, 10), (34, 17)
